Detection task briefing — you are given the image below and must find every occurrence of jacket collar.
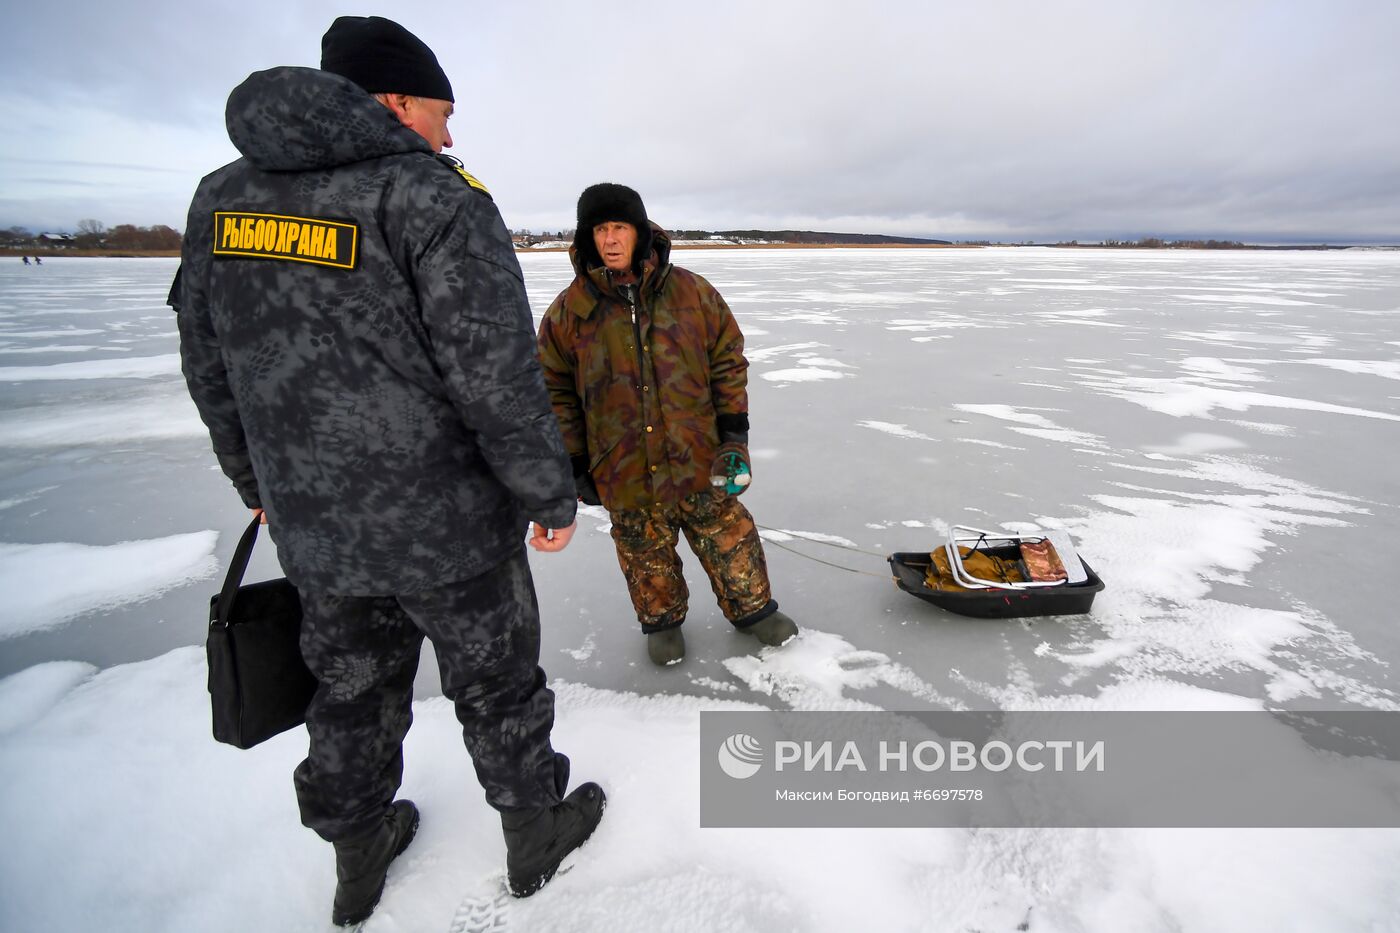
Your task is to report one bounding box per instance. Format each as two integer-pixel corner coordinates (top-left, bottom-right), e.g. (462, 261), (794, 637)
(564, 224), (673, 320)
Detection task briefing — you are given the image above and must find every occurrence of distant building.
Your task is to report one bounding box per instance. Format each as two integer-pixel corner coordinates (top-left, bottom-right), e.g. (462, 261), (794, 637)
(37, 233), (76, 247)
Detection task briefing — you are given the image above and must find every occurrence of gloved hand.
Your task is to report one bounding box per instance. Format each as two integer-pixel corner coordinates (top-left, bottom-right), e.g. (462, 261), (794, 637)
(571, 453), (602, 506)
(575, 471), (602, 506)
(709, 441), (751, 496)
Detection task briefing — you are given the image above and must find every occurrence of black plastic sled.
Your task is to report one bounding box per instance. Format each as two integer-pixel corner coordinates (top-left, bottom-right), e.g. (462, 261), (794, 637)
(889, 526), (1104, 619)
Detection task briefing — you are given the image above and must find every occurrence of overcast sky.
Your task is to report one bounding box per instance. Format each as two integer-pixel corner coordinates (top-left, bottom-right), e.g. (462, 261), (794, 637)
(2, 1), (1397, 242)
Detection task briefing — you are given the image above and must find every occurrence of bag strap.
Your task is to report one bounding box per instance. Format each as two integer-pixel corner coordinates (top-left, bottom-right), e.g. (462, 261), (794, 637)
(214, 515), (265, 627)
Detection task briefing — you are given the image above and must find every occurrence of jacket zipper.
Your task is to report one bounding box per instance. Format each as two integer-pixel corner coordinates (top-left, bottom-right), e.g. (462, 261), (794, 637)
(623, 285), (646, 386)
(623, 285), (655, 482)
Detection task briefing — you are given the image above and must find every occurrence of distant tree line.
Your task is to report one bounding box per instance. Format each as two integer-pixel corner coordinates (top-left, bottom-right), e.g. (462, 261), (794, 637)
(671, 229), (951, 245)
(1054, 237), (1247, 249)
(75, 220), (182, 250)
(1, 220), (182, 251)
(0, 226), (40, 247)
(510, 228), (572, 239)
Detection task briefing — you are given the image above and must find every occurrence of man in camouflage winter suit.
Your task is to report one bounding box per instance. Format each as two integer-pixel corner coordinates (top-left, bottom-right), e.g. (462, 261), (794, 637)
(537, 183), (800, 666)
(172, 17), (603, 925)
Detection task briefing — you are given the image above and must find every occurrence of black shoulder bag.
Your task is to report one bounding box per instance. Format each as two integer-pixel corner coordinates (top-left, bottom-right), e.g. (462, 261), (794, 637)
(207, 515), (316, 749)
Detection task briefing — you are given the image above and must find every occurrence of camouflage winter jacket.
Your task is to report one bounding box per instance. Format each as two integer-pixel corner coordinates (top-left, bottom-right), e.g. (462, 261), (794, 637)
(173, 66), (575, 595)
(536, 229), (748, 512)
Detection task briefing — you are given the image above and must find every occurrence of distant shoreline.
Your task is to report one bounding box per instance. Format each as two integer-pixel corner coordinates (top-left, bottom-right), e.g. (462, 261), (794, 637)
(3, 248), (183, 258)
(521, 242), (971, 253)
(4, 242), (1393, 260)
(3, 244), (968, 260)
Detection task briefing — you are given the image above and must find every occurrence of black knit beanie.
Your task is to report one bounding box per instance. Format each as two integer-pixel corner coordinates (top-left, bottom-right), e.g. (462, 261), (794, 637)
(320, 16), (454, 102)
(574, 183), (652, 271)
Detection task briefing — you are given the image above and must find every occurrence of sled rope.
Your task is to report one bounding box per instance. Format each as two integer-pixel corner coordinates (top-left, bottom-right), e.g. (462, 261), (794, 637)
(756, 524), (888, 578)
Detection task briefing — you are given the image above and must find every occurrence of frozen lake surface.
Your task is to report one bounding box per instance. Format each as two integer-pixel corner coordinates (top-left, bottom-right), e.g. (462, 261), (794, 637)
(3, 250), (1399, 931)
(3, 249), (1397, 708)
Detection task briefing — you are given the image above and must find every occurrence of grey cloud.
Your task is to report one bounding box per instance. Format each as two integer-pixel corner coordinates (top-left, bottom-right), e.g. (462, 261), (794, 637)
(2, 1), (1397, 241)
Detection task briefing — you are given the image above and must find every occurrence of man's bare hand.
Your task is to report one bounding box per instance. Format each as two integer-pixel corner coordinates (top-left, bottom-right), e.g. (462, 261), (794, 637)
(528, 521), (576, 553)
(251, 507), (267, 525)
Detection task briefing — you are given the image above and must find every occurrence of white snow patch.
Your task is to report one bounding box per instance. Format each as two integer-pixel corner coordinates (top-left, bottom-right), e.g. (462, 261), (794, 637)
(0, 394), (206, 447)
(723, 629), (965, 710)
(0, 485), (57, 511)
(0, 661), (98, 734)
(1170, 329), (1333, 349)
(745, 341), (824, 362)
(0, 328), (105, 338)
(950, 403), (1101, 446)
(0, 344), (111, 354)
(757, 310), (849, 325)
(761, 367), (847, 384)
(688, 675), (739, 693)
(1038, 457), (1394, 706)
(561, 633), (597, 662)
(0, 353), (181, 381)
(886, 319), (987, 332)
(0, 648), (975, 933)
(1181, 357), (1266, 383)
(856, 420), (936, 441)
(1143, 433), (1248, 456)
(1299, 358), (1400, 381)
(1080, 376), (1400, 422)
(761, 529), (859, 548)
(1223, 419), (1295, 437)
(0, 532), (220, 639)
(796, 356), (854, 369)
(955, 437), (1024, 449)
(1178, 294), (1318, 307)
(1008, 426), (1103, 446)
(953, 404), (1061, 430)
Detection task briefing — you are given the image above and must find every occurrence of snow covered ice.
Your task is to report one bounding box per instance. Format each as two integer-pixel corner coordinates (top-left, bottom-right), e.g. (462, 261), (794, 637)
(3, 250), (1400, 931)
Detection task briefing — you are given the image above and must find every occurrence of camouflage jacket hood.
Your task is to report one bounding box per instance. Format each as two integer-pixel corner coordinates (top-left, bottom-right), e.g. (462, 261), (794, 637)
(174, 66), (575, 594)
(226, 66), (432, 172)
(538, 226), (749, 512)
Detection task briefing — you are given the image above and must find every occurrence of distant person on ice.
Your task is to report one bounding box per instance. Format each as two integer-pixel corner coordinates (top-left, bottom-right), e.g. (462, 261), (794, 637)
(537, 183), (800, 666)
(169, 16), (603, 926)
(21, 256), (29, 265)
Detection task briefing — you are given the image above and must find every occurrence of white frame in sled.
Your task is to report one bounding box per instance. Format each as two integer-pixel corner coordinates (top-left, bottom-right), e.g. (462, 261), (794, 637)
(944, 525), (1088, 590)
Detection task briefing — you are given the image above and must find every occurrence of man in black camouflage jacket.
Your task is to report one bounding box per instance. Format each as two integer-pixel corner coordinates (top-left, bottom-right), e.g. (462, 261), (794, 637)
(171, 17), (604, 924)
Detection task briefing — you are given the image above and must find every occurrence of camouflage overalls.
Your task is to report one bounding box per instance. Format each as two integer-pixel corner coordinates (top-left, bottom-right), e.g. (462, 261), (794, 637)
(538, 229), (780, 632)
(174, 66), (577, 840)
(609, 488), (773, 631)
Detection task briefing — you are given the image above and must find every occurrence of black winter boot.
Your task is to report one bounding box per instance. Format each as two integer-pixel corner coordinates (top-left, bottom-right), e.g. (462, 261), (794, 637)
(331, 799), (420, 926)
(742, 610), (799, 647)
(646, 627), (685, 666)
(502, 783), (607, 897)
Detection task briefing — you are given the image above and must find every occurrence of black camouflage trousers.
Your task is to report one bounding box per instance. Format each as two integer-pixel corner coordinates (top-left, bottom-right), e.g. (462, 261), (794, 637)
(294, 548), (567, 842)
(609, 489), (774, 632)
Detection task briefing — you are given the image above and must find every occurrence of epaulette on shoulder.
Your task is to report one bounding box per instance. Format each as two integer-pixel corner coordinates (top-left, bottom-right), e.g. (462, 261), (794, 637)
(437, 154), (492, 200)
